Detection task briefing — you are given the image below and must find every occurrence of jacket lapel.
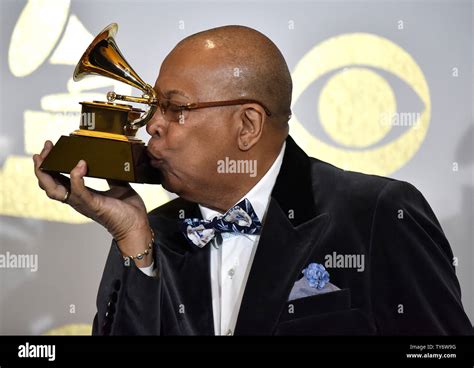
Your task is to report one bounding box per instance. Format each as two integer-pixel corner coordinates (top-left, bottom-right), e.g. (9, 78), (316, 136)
(151, 199), (215, 335)
(234, 136), (330, 335)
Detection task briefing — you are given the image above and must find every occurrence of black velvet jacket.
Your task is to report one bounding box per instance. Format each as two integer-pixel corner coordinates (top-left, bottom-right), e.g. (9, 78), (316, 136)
(92, 136), (472, 335)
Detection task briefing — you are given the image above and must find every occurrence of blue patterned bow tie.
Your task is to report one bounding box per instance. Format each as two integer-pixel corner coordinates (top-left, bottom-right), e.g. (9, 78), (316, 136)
(182, 198), (263, 248)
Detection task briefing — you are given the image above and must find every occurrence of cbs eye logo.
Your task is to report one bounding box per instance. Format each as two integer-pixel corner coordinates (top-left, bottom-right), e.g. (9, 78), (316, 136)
(290, 33), (431, 175)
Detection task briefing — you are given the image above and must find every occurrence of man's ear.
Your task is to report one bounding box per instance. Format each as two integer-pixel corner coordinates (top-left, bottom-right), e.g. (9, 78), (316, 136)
(236, 105), (266, 151)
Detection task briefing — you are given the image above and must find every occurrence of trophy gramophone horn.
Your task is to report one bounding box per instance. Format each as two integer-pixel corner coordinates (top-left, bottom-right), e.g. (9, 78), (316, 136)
(73, 23), (157, 128)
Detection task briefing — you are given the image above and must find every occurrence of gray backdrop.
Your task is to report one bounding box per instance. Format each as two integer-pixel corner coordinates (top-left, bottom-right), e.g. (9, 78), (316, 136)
(0, 0), (472, 334)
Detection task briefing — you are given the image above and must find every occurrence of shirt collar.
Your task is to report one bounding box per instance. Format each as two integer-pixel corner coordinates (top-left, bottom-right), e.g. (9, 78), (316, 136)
(199, 141), (286, 222)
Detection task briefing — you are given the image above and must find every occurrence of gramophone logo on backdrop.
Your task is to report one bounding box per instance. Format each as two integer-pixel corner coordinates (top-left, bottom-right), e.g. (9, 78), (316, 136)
(0, 0), (431, 223)
(0, 0), (169, 223)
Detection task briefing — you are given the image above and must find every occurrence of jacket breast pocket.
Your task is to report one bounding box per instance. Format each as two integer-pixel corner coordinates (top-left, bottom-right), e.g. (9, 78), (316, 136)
(275, 289), (376, 335)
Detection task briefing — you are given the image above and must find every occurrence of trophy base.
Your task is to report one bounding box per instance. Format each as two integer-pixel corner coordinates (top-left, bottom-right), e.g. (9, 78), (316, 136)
(40, 135), (162, 184)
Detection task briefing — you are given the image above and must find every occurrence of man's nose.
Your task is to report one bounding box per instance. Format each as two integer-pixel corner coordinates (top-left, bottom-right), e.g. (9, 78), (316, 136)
(146, 108), (167, 136)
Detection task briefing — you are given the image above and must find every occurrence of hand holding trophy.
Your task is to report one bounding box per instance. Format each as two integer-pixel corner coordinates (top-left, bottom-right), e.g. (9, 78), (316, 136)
(33, 24), (158, 267)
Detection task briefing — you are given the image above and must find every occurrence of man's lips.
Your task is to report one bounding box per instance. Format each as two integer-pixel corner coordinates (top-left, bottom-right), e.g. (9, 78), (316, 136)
(146, 147), (161, 161)
(146, 148), (165, 168)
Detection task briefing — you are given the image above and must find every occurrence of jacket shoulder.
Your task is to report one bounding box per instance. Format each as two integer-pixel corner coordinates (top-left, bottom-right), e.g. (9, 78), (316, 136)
(309, 158), (397, 206)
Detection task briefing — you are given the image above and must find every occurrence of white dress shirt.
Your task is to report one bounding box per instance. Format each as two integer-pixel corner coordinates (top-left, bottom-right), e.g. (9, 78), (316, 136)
(139, 142), (286, 336)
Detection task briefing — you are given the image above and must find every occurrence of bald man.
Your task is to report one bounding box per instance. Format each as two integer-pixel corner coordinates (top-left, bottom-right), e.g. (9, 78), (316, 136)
(34, 25), (472, 335)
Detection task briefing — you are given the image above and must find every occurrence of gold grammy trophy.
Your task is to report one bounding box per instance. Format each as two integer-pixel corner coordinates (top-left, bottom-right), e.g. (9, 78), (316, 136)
(40, 23), (161, 183)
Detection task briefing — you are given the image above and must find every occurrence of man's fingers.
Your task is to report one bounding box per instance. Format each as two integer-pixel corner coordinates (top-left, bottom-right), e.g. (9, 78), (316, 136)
(34, 145), (123, 206)
(33, 153), (67, 199)
(33, 141), (55, 190)
(69, 160), (95, 205)
(34, 143), (99, 205)
(33, 141), (51, 169)
(39, 140), (53, 160)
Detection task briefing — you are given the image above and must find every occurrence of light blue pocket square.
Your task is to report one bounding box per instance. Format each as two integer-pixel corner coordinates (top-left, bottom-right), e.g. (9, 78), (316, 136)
(288, 278), (340, 301)
(288, 262), (340, 301)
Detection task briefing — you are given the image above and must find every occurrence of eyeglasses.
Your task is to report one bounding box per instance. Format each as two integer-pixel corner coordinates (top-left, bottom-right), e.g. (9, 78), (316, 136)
(156, 97), (272, 123)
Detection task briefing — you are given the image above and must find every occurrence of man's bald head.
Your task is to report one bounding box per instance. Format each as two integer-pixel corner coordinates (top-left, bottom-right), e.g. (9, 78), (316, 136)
(168, 25), (292, 124)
